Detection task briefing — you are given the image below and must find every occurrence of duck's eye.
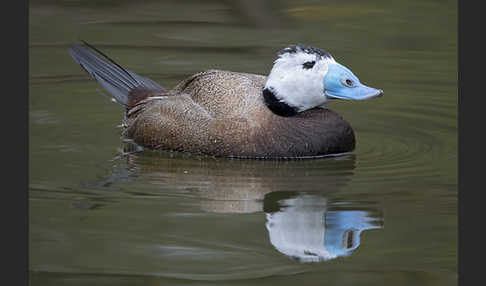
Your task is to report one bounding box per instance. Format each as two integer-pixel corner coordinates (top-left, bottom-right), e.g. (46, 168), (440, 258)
(343, 79), (354, 87)
(302, 61), (315, 69)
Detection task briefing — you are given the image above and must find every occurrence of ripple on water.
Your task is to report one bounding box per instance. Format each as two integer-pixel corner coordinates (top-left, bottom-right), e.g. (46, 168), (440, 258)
(350, 96), (456, 186)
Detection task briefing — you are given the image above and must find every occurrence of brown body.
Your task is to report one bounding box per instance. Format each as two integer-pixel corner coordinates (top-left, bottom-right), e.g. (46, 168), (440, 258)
(122, 70), (355, 158)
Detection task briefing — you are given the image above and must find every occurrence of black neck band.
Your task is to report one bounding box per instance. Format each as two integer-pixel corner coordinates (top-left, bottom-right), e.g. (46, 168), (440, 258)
(262, 87), (298, 117)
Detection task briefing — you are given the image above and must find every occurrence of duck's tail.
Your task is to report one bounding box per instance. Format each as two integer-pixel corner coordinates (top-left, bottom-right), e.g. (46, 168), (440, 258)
(69, 41), (164, 107)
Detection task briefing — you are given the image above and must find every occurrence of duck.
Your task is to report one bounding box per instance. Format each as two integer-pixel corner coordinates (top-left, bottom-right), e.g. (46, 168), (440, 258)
(69, 42), (383, 159)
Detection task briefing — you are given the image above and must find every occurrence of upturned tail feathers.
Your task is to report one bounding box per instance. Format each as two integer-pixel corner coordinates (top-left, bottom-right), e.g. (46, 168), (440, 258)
(69, 41), (164, 106)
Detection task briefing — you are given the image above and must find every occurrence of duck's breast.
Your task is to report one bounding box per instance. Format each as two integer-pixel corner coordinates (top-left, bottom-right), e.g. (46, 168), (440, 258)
(207, 108), (356, 158)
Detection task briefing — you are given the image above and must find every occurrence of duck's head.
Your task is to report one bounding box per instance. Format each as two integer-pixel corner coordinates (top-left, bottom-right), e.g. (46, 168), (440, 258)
(263, 45), (383, 116)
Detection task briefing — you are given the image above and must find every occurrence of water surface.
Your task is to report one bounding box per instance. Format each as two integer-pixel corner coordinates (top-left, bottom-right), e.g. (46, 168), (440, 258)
(30, 0), (457, 285)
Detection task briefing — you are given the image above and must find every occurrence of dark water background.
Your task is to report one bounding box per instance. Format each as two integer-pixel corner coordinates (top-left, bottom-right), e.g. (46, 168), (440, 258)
(29, 0), (457, 285)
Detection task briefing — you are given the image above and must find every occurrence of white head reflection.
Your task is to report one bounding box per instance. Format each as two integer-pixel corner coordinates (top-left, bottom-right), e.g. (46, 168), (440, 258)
(265, 193), (382, 263)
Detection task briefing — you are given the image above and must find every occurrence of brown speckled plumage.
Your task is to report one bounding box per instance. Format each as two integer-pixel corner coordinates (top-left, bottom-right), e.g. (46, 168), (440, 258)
(122, 70), (355, 158)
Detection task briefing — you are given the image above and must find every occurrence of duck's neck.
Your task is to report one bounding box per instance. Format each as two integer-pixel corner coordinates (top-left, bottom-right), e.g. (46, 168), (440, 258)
(262, 87), (298, 117)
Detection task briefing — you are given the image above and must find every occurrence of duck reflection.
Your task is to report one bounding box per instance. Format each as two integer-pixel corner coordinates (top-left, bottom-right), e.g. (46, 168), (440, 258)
(91, 150), (382, 262)
(263, 192), (383, 262)
(120, 148), (357, 212)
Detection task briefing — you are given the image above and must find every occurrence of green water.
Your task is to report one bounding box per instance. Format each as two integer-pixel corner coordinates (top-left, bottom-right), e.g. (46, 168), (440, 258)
(29, 0), (457, 285)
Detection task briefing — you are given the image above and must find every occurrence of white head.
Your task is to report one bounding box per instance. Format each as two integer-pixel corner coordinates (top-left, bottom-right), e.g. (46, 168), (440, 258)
(263, 45), (383, 116)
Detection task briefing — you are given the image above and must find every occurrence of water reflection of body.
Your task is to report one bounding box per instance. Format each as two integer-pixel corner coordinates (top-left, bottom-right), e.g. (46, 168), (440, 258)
(264, 192), (382, 262)
(98, 151), (382, 262)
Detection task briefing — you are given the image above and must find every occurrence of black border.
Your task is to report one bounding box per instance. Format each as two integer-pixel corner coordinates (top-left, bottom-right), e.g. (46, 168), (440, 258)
(4, 0), (28, 285)
(459, 0), (482, 285)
